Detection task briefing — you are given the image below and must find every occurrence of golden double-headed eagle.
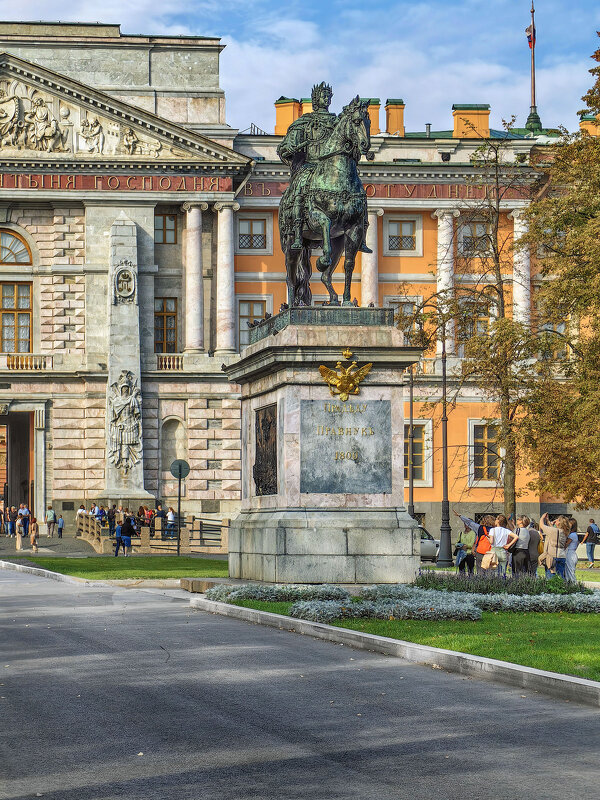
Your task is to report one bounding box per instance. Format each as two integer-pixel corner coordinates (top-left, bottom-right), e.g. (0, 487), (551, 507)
(319, 350), (372, 402)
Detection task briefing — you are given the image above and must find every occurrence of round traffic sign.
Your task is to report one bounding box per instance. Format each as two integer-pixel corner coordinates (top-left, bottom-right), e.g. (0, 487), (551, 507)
(170, 459), (190, 479)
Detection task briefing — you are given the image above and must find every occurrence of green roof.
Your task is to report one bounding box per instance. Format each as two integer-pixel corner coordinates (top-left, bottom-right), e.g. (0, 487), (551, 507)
(452, 104), (490, 111)
(581, 113), (598, 121)
(360, 97), (380, 104)
(386, 98), (404, 105)
(275, 96), (299, 105)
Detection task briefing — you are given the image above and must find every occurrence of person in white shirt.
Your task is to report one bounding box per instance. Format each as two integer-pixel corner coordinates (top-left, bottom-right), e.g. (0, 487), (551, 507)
(488, 514), (518, 576)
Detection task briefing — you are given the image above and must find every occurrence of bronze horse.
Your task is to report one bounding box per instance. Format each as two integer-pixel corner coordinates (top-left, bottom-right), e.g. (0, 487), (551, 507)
(279, 97), (371, 306)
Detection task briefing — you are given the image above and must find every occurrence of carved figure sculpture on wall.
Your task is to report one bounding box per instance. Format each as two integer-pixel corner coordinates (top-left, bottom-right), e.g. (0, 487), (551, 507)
(24, 96), (67, 152)
(0, 89), (21, 147)
(123, 127), (139, 155)
(80, 117), (104, 153)
(278, 84), (372, 307)
(108, 370), (142, 475)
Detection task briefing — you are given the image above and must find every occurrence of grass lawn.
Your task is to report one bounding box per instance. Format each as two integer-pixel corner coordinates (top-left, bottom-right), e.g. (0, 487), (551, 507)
(10, 556), (229, 580)
(231, 599), (600, 681)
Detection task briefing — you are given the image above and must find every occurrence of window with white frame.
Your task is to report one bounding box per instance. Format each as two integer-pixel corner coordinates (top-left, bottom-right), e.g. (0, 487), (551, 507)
(469, 420), (500, 485)
(238, 297), (267, 349)
(235, 214), (273, 255)
(403, 419), (433, 486)
(456, 297), (492, 356)
(383, 215), (423, 257)
(384, 295), (422, 340)
(459, 220), (492, 256)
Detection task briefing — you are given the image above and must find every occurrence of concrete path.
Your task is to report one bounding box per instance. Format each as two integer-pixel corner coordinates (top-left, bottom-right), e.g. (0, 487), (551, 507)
(1, 571), (599, 800)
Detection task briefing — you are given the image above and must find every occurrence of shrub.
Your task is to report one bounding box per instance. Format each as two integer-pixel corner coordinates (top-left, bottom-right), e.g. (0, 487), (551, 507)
(289, 596), (482, 624)
(414, 571), (592, 596)
(204, 583), (351, 603)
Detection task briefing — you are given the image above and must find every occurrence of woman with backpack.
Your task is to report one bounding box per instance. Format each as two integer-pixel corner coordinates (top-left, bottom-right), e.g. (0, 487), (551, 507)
(454, 512), (496, 574)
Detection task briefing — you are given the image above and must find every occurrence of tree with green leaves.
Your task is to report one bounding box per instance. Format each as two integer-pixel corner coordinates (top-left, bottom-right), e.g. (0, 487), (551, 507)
(518, 35), (600, 508)
(399, 123), (540, 519)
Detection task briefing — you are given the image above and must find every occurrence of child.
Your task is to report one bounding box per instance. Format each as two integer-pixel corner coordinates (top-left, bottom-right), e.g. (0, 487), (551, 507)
(30, 517), (39, 553)
(57, 515), (64, 539)
(114, 520), (123, 557)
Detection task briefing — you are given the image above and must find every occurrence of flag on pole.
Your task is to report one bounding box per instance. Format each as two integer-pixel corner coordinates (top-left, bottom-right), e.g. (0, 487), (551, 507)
(526, 23), (536, 49)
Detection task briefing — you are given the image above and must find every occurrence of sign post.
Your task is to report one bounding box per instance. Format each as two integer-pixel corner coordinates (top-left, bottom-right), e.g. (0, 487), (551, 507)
(170, 459), (190, 556)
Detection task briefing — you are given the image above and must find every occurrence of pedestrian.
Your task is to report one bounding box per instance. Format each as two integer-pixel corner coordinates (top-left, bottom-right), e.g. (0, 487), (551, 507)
(488, 515), (518, 577)
(8, 505), (17, 537)
(121, 517), (134, 557)
(511, 516), (531, 575)
(15, 516), (23, 549)
(57, 515), (64, 539)
(455, 512), (496, 574)
(455, 520), (475, 575)
(19, 503), (30, 538)
(45, 505), (57, 538)
(107, 504), (116, 537)
(29, 516), (39, 553)
(565, 519), (580, 583)
(539, 512), (568, 579)
(167, 506), (176, 537)
(527, 521), (542, 575)
(114, 519), (123, 557)
(76, 504), (86, 517)
(582, 519), (599, 569)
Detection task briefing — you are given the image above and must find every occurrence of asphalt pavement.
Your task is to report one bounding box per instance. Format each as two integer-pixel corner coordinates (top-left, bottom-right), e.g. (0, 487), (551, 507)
(1, 570), (599, 800)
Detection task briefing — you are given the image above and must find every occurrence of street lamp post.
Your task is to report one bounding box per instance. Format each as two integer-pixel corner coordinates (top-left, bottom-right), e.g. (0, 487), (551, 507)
(407, 365), (415, 518)
(437, 317), (453, 566)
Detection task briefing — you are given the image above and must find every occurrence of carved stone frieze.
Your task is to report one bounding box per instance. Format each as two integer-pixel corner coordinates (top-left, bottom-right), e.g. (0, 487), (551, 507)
(0, 78), (166, 159)
(114, 260), (137, 304)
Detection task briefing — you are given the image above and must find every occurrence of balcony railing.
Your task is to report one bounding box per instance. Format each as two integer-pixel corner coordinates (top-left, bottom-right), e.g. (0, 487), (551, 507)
(1, 353), (53, 370)
(156, 354), (184, 371)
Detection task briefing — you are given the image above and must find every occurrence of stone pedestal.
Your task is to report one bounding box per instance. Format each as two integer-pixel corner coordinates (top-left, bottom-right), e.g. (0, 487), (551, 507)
(225, 308), (422, 584)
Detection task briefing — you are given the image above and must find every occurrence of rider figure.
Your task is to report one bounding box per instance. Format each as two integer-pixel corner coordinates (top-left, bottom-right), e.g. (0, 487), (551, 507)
(277, 82), (372, 253)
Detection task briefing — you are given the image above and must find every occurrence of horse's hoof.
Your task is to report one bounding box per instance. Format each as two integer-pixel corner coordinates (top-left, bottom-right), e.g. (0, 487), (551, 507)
(342, 299), (353, 307)
(316, 256), (331, 272)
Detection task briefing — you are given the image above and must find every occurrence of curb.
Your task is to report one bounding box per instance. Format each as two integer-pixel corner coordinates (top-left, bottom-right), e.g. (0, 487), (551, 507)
(0, 559), (90, 585)
(190, 596), (600, 708)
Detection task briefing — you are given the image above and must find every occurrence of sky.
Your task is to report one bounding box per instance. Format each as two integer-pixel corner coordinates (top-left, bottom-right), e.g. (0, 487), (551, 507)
(4, 1), (600, 133)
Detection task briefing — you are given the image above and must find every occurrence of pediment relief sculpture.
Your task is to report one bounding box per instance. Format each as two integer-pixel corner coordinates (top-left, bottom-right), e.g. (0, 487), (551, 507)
(0, 79), (169, 159)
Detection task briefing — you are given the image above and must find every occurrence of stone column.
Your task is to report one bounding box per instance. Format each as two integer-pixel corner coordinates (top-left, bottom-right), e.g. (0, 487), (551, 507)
(183, 202), (209, 351)
(214, 202), (240, 354)
(509, 209), (531, 327)
(433, 209), (459, 355)
(361, 208), (383, 307)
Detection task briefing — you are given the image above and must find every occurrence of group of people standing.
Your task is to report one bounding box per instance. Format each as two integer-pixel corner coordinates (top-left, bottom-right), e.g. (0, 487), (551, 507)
(454, 511), (595, 582)
(2, 503), (64, 552)
(77, 501), (178, 557)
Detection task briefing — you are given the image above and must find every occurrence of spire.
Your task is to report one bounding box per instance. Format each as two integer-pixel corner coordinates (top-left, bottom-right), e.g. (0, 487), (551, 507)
(525, 1), (542, 133)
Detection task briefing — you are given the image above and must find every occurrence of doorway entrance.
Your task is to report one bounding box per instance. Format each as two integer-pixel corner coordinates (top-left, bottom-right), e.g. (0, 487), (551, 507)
(0, 411), (33, 516)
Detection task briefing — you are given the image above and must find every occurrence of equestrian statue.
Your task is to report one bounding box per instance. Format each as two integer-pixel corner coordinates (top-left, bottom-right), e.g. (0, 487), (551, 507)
(277, 82), (372, 307)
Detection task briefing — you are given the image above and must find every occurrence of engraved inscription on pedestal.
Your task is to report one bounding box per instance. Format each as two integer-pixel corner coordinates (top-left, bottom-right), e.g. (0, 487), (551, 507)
(300, 399), (392, 494)
(253, 403), (277, 496)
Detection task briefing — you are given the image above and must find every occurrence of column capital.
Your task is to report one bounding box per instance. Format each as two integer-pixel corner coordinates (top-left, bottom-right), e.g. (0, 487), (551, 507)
(432, 209), (460, 220)
(367, 206), (384, 217)
(182, 201), (209, 213)
(507, 208), (526, 221)
(214, 201), (240, 212)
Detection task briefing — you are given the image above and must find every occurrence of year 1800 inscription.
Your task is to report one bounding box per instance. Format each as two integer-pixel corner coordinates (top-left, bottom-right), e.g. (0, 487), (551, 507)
(300, 399), (392, 494)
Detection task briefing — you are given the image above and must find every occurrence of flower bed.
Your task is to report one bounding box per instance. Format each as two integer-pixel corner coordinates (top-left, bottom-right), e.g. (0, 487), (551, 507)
(205, 581), (600, 623)
(414, 571), (591, 596)
(204, 583), (351, 603)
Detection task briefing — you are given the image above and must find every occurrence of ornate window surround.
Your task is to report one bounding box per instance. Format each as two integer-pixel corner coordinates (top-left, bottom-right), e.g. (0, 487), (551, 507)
(383, 214), (423, 258)
(235, 212), (273, 256)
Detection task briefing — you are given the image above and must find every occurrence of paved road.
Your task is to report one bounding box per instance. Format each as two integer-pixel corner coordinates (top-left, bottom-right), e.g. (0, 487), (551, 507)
(1, 571), (599, 800)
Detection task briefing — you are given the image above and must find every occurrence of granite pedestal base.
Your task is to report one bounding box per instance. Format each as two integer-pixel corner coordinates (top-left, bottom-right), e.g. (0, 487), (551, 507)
(225, 309), (423, 585)
(229, 508), (419, 584)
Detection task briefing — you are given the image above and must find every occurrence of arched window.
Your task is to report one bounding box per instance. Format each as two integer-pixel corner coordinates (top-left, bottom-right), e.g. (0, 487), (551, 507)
(0, 231), (32, 265)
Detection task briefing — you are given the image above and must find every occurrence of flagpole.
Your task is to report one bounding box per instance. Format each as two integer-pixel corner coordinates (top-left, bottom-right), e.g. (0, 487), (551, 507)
(530, 1), (536, 109)
(526, 0), (542, 133)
